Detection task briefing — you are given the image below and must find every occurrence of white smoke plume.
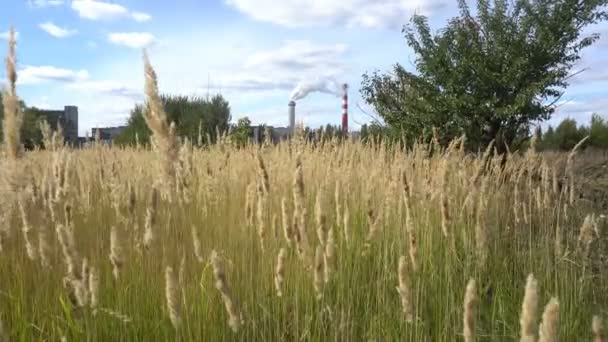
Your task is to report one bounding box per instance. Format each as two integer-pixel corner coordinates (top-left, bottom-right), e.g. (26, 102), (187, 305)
(290, 77), (341, 101)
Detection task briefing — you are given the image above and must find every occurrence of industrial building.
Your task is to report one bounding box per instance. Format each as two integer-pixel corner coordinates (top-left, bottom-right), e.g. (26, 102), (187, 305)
(40, 106), (79, 145)
(251, 125), (291, 144)
(91, 126), (127, 143)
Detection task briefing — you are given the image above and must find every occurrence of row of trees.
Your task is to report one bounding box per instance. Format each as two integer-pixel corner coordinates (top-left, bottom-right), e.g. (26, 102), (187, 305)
(0, 92), (233, 149)
(0, 93), (61, 149)
(116, 94), (231, 146)
(361, 0), (608, 152)
(536, 114), (608, 151)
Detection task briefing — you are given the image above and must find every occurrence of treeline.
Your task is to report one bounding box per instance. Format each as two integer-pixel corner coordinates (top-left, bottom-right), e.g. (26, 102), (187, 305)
(0, 93), (65, 149)
(116, 94), (231, 146)
(536, 114), (608, 151)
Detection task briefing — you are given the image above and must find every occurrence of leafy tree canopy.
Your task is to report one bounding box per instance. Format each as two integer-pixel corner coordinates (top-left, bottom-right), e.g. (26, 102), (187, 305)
(231, 116), (252, 147)
(538, 113), (608, 150)
(362, 0), (607, 151)
(116, 94), (231, 146)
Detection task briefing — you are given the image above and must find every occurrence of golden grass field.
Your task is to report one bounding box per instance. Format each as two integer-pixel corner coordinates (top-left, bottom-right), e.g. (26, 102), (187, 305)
(1, 29), (607, 341)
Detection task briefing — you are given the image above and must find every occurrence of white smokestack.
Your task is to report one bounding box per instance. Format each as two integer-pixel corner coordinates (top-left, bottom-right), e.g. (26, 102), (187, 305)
(290, 77), (341, 102)
(288, 101), (296, 134)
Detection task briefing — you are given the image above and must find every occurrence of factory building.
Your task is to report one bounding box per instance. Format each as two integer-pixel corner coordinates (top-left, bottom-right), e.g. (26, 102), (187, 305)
(91, 126), (127, 144)
(40, 106), (79, 145)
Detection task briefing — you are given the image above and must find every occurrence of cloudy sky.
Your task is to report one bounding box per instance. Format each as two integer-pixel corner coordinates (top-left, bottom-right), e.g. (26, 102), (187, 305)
(1, 0), (607, 136)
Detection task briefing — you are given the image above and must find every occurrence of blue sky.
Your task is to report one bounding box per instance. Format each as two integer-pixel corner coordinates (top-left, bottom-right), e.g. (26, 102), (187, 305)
(1, 0), (607, 136)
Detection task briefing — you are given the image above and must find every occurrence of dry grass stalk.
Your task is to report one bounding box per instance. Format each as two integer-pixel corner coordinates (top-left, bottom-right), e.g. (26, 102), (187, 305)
(165, 266), (181, 329)
(565, 136), (589, 205)
(55, 223), (79, 279)
(89, 266), (99, 314)
(520, 274), (539, 342)
(334, 180), (342, 229)
(538, 298), (559, 342)
(38, 226), (51, 268)
(178, 254), (186, 286)
(191, 226), (204, 263)
(142, 51), (179, 192)
(577, 214), (597, 256)
(541, 162), (550, 208)
(143, 188), (159, 250)
(315, 191), (327, 247)
(78, 258), (90, 307)
(593, 316), (605, 342)
(271, 213), (278, 238)
(211, 250), (242, 332)
(324, 228), (336, 284)
(313, 245), (324, 299)
(463, 279), (478, 342)
(127, 183), (136, 217)
(403, 189), (418, 272)
(343, 202), (350, 246)
(256, 153), (270, 195)
(274, 248), (287, 297)
(292, 154), (309, 261)
(396, 256), (414, 322)
(475, 177), (489, 269)
(109, 226), (124, 280)
(17, 196), (37, 261)
(362, 206), (382, 256)
(143, 207), (155, 250)
(440, 159), (450, 238)
(245, 182), (255, 227)
(281, 197), (293, 247)
(256, 191), (267, 251)
(554, 221), (563, 258)
(99, 308), (132, 323)
(2, 27), (23, 161)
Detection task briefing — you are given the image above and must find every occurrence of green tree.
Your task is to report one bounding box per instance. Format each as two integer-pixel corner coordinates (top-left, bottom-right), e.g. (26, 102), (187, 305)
(589, 113), (608, 148)
(231, 116), (252, 147)
(362, 0), (607, 151)
(0, 93), (47, 150)
(21, 107), (45, 149)
(538, 125), (556, 150)
(553, 118), (587, 150)
(359, 124), (369, 142)
(116, 94), (231, 146)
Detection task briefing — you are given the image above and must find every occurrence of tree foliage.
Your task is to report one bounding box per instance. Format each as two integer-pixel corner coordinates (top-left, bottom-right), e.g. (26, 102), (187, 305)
(231, 116), (252, 147)
(0, 93), (48, 149)
(115, 94), (231, 146)
(538, 114), (608, 150)
(361, 0), (607, 151)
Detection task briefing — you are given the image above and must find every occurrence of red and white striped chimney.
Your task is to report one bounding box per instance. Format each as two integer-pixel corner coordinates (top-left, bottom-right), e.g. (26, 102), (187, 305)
(341, 83), (348, 133)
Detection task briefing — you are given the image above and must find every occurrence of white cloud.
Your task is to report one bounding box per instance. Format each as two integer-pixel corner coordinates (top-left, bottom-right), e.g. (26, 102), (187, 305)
(71, 0), (151, 22)
(214, 76), (295, 92)
(28, 0), (64, 8)
(556, 99), (608, 116)
(18, 65), (89, 85)
(71, 0), (127, 20)
(68, 80), (142, 100)
(39, 22), (78, 38)
(108, 32), (155, 48)
(212, 40), (348, 94)
(132, 12), (152, 22)
(245, 40), (347, 73)
(0, 30), (19, 40)
(225, 0), (446, 28)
